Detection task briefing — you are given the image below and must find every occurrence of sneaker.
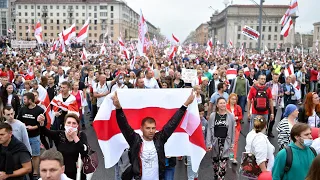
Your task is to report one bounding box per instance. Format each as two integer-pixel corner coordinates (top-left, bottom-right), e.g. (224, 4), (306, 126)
(232, 159), (238, 164)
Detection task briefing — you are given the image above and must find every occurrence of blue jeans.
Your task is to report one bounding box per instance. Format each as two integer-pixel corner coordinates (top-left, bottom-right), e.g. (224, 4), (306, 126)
(237, 95), (247, 115)
(249, 114), (268, 131)
(310, 81), (318, 92)
(164, 167), (175, 180)
(186, 156), (198, 180)
(114, 163), (121, 180)
(86, 92), (91, 112)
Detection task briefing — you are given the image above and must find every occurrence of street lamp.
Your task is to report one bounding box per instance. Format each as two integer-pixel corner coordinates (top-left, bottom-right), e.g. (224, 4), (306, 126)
(258, 0), (265, 53)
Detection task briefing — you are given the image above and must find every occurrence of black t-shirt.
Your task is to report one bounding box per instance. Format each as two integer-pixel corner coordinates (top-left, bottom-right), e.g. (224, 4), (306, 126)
(78, 81), (86, 91)
(0, 146), (31, 180)
(214, 113), (228, 138)
(47, 85), (58, 101)
(18, 105), (44, 137)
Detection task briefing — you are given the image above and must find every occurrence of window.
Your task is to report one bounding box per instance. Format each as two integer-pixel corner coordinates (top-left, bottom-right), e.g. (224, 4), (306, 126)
(89, 13), (91, 17)
(18, 19), (21, 23)
(56, 5), (59, 9)
(51, 33), (53, 37)
(244, 35), (247, 40)
(31, 12), (34, 16)
(262, 34), (264, 40)
(50, 5), (53, 9)
(275, 18), (279, 23)
(89, 6), (91, 10)
(82, 6), (85, 10)
(280, 35), (284, 40)
(57, 20), (59, 24)
(44, 26), (47, 30)
(94, 33), (97, 37)
(89, 27), (91, 30)
(25, 19), (28, 23)
(94, 6), (97, 11)
(19, 26), (22, 30)
(111, 6), (113, 11)
(274, 35), (277, 41)
(25, 12), (28, 16)
(50, 20), (53, 23)
(100, 6), (107, 10)
(269, 26), (272, 32)
(100, 12), (107, 17)
(63, 6), (65, 9)
(89, 33), (91, 37)
(94, 26), (97, 30)
(44, 20), (47, 24)
(57, 26), (60, 30)
(76, 13), (78, 16)
(94, 13), (97, 18)
(50, 26), (53, 30)
(111, 32), (114, 37)
(24, 5), (27, 9)
(63, 13), (66, 16)
(94, 20), (97, 25)
(249, 42), (252, 49)
(275, 26), (278, 32)
(63, 20), (66, 23)
(82, 13), (85, 17)
(31, 19), (34, 24)
(268, 43), (270, 48)
(18, 5), (21, 9)
(111, 26), (114, 30)
(268, 35), (271, 40)
(57, 13), (59, 16)
(19, 33), (22, 36)
(237, 34), (241, 40)
(76, 26), (79, 30)
(38, 13), (40, 16)
(274, 43), (277, 48)
(50, 13), (53, 16)
(37, 6), (40, 9)
(44, 33), (47, 37)
(111, 20), (113, 25)
(18, 12), (21, 16)
(82, 20), (85, 24)
(111, 13), (113, 18)
(31, 5), (34, 9)
(76, 20), (79, 23)
(76, 6), (78, 9)
(262, 26), (265, 32)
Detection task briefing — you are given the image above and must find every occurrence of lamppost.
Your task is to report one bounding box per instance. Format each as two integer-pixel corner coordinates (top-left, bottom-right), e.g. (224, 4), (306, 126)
(257, 0), (265, 53)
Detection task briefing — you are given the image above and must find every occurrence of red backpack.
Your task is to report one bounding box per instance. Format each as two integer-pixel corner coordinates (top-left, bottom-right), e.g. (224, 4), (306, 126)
(253, 86), (269, 112)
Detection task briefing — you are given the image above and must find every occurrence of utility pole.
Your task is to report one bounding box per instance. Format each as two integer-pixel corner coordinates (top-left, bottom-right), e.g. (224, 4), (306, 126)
(258, 0), (264, 53)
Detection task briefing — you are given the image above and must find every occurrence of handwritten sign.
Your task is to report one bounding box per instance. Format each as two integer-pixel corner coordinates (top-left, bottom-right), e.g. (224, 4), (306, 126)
(181, 68), (197, 83)
(11, 40), (37, 49)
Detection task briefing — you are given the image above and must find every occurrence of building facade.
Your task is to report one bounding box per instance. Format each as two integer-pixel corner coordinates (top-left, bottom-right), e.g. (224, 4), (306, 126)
(208, 5), (292, 50)
(294, 32), (313, 48)
(183, 31), (196, 44)
(313, 22), (320, 51)
(14, 0), (160, 43)
(195, 23), (208, 46)
(0, 0), (9, 36)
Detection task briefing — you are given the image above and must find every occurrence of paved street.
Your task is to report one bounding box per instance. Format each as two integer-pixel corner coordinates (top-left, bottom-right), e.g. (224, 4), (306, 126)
(84, 109), (281, 180)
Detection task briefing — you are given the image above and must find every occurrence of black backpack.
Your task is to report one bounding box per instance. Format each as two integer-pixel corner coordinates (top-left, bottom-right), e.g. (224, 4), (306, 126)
(282, 146), (317, 179)
(253, 86), (269, 112)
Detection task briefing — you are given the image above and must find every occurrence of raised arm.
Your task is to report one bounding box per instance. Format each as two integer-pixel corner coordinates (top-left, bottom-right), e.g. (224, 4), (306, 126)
(112, 92), (137, 147)
(159, 90), (195, 143)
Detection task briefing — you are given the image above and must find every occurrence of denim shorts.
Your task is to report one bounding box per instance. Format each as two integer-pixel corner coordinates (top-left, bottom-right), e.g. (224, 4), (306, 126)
(29, 135), (40, 156)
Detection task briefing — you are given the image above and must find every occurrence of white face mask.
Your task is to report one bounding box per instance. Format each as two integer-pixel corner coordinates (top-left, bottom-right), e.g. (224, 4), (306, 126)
(65, 126), (78, 132)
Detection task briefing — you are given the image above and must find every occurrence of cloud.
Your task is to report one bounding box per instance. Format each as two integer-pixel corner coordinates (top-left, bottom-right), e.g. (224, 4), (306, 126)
(127, 0), (318, 41)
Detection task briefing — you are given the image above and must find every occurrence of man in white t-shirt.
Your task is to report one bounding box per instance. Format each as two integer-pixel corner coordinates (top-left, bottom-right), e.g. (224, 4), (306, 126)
(144, 70), (159, 89)
(111, 75), (128, 93)
(112, 91), (195, 180)
(93, 73), (117, 110)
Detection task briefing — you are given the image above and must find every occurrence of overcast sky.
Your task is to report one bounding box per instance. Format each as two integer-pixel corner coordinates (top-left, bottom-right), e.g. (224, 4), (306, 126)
(127, 0), (318, 41)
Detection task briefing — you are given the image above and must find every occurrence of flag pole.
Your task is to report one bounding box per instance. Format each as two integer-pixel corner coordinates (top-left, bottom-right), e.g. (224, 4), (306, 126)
(146, 31), (156, 65)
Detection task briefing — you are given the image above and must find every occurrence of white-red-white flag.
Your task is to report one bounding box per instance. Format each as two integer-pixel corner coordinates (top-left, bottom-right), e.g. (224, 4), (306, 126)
(76, 18), (90, 42)
(81, 47), (87, 61)
(34, 20), (43, 43)
(226, 68), (237, 80)
(118, 37), (129, 60)
(50, 40), (59, 52)
(289, 0), (298, 15)
(284, 64), (294, 77)
(104, 30), (108, 38)
(58, 33), (66, 53)
(100, 42), (107, 55)
(26, 24), (31, 33)
(7, 29), (14, 34)
(169, 46), (178, 60)
(51, 94), (79, 117)
(280, 9), (290, 26)
(137, 9), (148, 56)
(129, 52), (136, 70)
(36, 85), (53, 129)
(63, 24), (76, 45)
(172, 34), (180, 44)
(229, 39), (233, 48)
(93, 89), (206, 172)
(281, 17), (293, 38)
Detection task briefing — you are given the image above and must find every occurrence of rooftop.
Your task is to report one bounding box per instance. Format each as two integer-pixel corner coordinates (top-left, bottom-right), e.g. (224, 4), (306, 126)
(15, 0), (116, 4)
(229, 4), (290, 8)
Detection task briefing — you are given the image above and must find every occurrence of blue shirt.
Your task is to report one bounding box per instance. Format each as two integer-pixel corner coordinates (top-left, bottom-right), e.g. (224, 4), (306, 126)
(210, 92), (229, 104)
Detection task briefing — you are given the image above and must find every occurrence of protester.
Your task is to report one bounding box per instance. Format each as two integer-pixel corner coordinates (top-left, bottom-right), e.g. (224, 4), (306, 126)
(39, 149), (72, 180)
(272, 123), (317, 180)
(111, 90), (194, 179)
(207, 82), (229, 118)
(226, 93), (242, 164)
(298, 92), (320, 128)
(70, 81), (87, 129)
(277, 104), (299, 150)
(206, 97), (235, 180)
(305, 155), (320, 180)
(1, 83), (20, 116)
(0, 122), (32, 180)
(38, 113), (89, 180)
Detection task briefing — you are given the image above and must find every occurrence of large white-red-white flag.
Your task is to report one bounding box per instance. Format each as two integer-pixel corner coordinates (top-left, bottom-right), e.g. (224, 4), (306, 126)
(118, 37), (130, 60)
(77, 18), (90, 42)
(50, 40), (59, 52)
(284, 64), (294, 77)
(93, 89), (206, 172)
(205, 38), (213, 56)
(34, 20), (43, 44)
(281, 17), (293, 38)
(63, 24), (76, 45)
(137, 9), (148, 56)
(81, 47), (87, 61)
(289, 0), (298, 15)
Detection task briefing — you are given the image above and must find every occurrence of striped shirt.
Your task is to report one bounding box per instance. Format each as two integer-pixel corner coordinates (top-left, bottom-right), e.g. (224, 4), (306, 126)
(276, 118), (294, 150)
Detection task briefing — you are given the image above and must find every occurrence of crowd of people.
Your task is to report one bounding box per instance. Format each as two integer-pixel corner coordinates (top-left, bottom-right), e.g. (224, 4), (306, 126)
(0, 39), (320, 180)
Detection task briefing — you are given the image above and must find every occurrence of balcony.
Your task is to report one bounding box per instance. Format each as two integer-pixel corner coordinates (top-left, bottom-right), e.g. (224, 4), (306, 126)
(67, 8), (74, 12)
(67, 15), (74, 19)
(42, 15), (48, 19)
(42, 8), (48, 13)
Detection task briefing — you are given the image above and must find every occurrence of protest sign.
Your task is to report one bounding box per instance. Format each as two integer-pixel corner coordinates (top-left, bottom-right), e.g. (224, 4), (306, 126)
(181, 68), (197, 83)
(11, 40), (37, 48)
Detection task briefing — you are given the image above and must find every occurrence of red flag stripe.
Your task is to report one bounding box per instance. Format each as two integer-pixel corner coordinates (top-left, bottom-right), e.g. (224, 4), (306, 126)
(93, 107), (205, 149)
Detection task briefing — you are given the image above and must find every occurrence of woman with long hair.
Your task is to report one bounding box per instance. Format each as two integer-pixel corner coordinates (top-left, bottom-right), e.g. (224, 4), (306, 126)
(173, 71), (184, 88)
(194, 85), (205, 105)
(38, 113), (89, 179)
(305, 155), (320, 180)
(298, 92), (320, 128)
(1, 83), (20, 116)
(206, 97), (235, 180)
(277, 104), (299, 150)
(245, 116), (275, 173)
(128, 71), (136, 85)
(226, 93), (242, 164)
(71, 81), (87, 129)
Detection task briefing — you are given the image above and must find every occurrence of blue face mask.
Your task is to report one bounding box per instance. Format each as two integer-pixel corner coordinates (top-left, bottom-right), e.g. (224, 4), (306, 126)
(303, 139), (313, 147)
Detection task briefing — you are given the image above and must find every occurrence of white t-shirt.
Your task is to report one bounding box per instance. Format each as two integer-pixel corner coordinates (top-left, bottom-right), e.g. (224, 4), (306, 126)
(308, 111), (320, 128)
(111, 83), (128, 93)
(93, 81), (111, 107)
(141, 139), (159, 180)
(144, 78), (159, 89)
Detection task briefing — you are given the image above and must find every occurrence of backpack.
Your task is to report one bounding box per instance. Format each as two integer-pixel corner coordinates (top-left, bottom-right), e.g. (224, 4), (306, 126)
(253, 86), (269, 112)
(282, 146), (317, 179)
(118, 148), (133, 180)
